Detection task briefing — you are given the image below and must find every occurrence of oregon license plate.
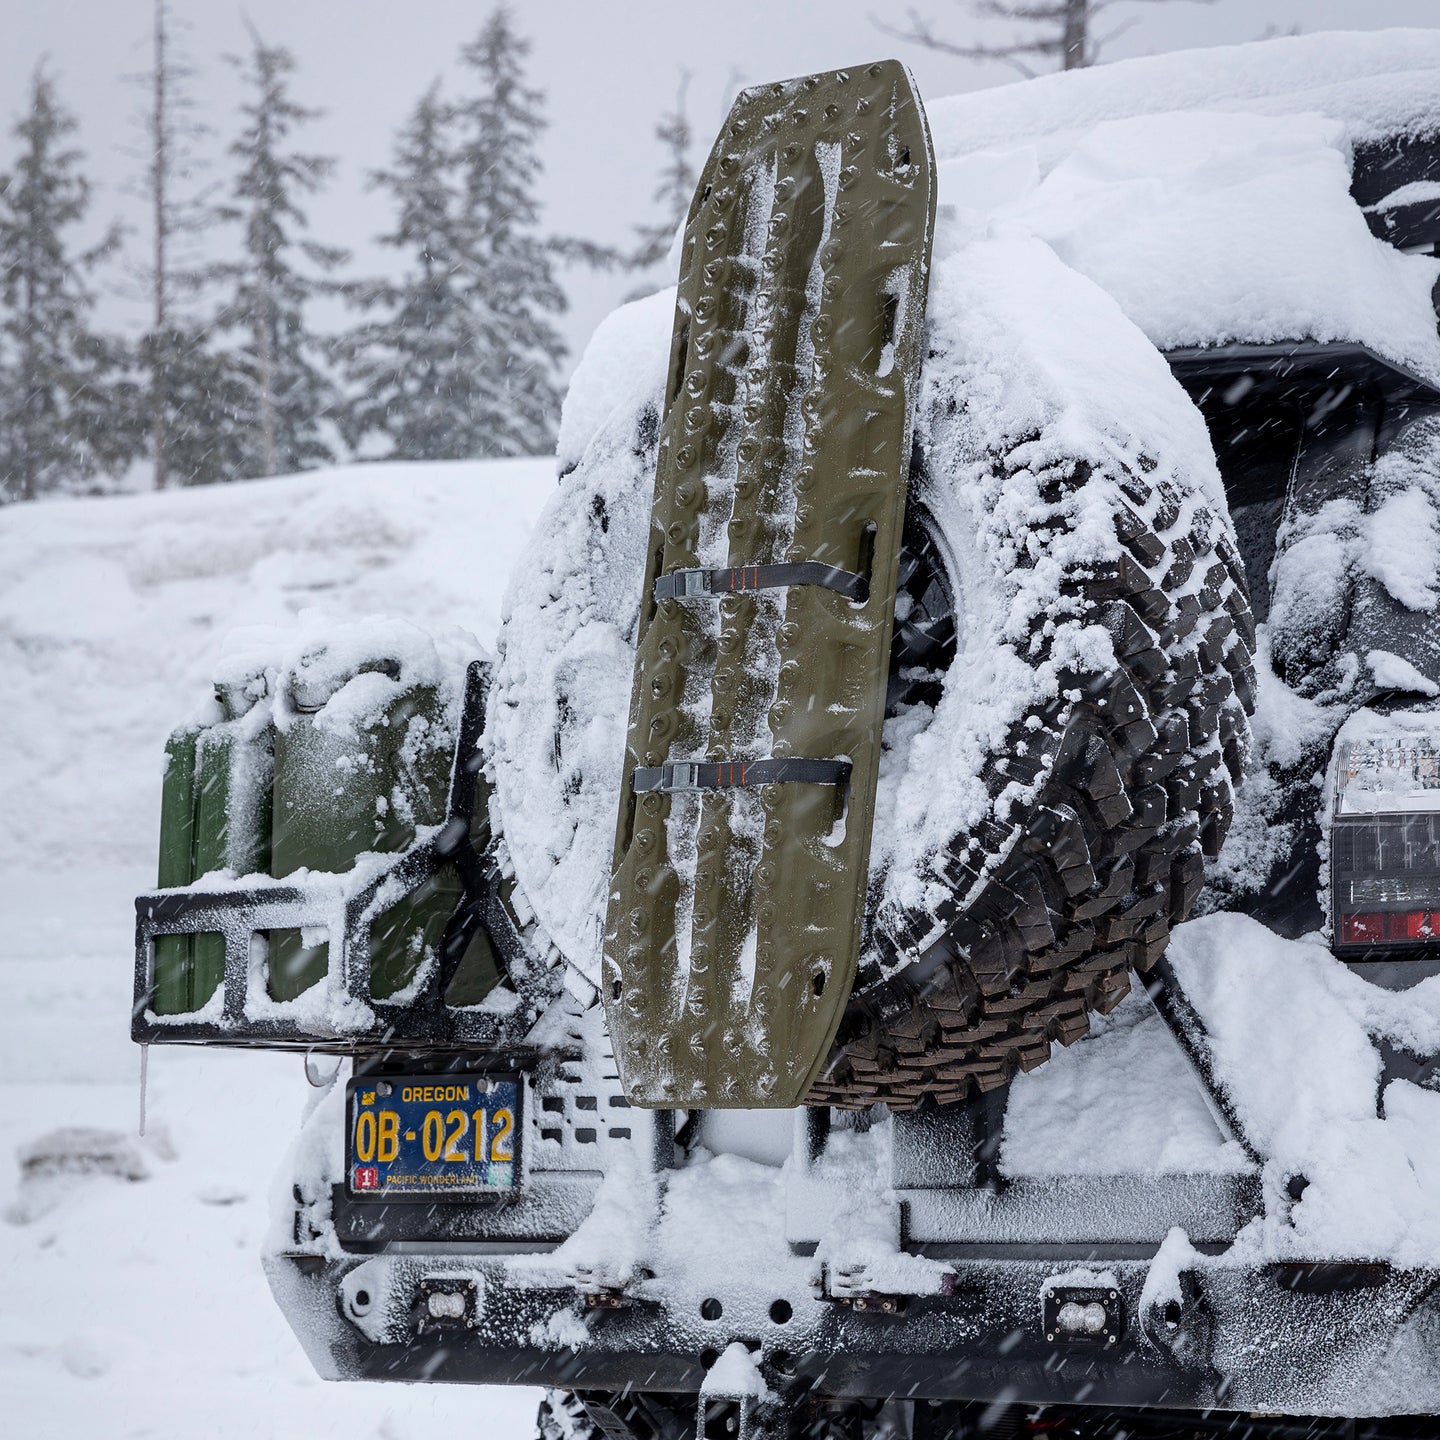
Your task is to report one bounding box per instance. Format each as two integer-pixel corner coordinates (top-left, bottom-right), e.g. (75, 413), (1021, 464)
(346, 1074), (519, 1199)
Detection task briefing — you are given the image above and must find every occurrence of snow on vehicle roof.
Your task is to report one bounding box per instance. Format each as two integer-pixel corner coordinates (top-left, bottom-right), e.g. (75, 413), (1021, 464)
(928, 30), (1440, 384)
(927, 28), (1440, 159)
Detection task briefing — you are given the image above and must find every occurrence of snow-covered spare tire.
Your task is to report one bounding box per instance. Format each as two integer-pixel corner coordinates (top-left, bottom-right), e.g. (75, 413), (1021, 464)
(487, 227), (1255, 1109)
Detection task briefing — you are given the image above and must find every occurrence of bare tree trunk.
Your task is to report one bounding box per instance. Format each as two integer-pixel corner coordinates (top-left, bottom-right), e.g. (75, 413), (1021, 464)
(880, 0), (1214, 74)
(20, 242), (34, 502)
(1062, 0), (1090, 69)
(256, 264), (276, 476)
(150, 0), (169, 491)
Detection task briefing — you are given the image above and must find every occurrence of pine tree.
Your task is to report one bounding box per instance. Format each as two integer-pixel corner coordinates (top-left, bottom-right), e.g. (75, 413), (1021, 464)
(339, 86), (465, 458)
(0, 66), (127, 503)
(212, 27), (347, 478)
(452, 9), (567, 454)
(130, 0), (247, 487)
(342, 9), (566, 460)
(630, 74), (696, 273)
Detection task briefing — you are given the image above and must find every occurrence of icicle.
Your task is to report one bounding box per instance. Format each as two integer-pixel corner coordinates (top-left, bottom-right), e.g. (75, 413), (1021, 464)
(138, 1043), (149, 1137)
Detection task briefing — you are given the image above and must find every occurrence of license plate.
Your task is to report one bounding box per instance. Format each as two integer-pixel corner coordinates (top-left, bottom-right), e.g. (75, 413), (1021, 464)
(346, 1074), (520, 1199)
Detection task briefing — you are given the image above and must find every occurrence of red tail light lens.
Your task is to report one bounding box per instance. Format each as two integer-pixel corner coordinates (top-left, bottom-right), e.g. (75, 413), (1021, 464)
(1395, 911), (1435, 940)
(1340, 912), (1382, 945)
(1337, 909), (1437, 948)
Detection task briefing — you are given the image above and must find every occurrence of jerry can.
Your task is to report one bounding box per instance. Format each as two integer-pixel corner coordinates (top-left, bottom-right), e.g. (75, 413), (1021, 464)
(267, 651), (461, 1002)
(152, 672), (273, 1015)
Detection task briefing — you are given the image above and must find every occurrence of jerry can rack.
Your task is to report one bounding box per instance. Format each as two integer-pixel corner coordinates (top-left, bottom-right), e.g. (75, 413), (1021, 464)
(132, 662), (548, 1053)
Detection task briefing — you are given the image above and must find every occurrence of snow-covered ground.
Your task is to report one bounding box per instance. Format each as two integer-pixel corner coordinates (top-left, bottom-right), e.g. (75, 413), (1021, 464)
(0, 460), (553, 1438)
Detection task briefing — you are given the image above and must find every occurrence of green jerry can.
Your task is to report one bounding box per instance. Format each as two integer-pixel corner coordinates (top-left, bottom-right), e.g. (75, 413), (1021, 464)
(152, 671), (274, 1015)
(267, 650), (462, 1003)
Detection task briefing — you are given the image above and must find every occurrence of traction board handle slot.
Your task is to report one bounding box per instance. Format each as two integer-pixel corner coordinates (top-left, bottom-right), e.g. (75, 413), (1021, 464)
(667, 318), (691, 409)
(857, 521), (877, 590)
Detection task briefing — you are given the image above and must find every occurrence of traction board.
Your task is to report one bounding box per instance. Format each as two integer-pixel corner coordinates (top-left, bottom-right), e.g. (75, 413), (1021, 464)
(603, 60), (936, 1107)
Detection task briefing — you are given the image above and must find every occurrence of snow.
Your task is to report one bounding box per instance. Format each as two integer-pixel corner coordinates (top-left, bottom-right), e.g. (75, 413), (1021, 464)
(1364, 431), (1440, 610)
(493, 27), (1440, 997)
(1263, 415), (1440, 691)
(1009, 112), (1440, 375)
(0, 460), (552, 1437)
(1169, 911), (1440, 1267)
(1003, 907), (1440, 1269)
(930, 33), (1440, 385)
(1366, 650), (1439, 699)
(1000, 990), (1250, 1177)
(1, 458), (551, 874)
(488, 388), (658, 973)
(492, 207), (1235, 985)
(275, 615), (458, 722)
(928, 29), (1440, 162)
(1138, 1225), (1202, 1316)
(556, 285), (675, 476)
(701, 1341), (771, 1400)
(806, 1125), (954, 1299)
(695, 1108), (794, 1168)
(1370, 180), (1440, 212)
(872, 222), (1229, 938)
(650, 1151), (800, 1312)
(10, 29), (1440, 1426)
(515, 1147), (659, 1295)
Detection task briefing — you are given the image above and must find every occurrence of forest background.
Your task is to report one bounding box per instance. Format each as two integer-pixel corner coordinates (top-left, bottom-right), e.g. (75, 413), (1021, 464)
(2, 0), (1436, 503)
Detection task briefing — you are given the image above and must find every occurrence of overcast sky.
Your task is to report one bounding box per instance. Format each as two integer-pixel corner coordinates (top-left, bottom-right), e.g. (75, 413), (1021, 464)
(4, 0), (1440, 378)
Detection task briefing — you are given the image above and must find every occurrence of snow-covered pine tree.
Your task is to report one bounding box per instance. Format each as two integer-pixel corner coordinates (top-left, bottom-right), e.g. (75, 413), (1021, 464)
(130, 0), (248, 487)
(342, 9), (566, 460)
(450, 9), (567, 455)
(0, 66), (128, 503)
(212, 27), (347, 478)
(339, 86), (462, 458)
(630, 74), (696, 273)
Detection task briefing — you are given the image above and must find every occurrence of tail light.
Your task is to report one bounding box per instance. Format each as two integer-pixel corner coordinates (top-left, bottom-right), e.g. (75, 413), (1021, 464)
(1338, 910), (1437, 946)
(1331, 734), (1440, 956)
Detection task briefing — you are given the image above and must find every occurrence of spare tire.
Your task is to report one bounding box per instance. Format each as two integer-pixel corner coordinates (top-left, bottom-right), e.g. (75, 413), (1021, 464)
(487, 229), (1255, 1109)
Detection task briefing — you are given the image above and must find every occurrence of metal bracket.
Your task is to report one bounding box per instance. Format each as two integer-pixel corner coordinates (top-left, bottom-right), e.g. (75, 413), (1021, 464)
(698, 1346), (791, 1440)
(1144, 959), (1263, 1166)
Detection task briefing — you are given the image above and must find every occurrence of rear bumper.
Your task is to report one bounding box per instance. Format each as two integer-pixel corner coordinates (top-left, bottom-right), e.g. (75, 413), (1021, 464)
(266, 1244), (1440, 1416)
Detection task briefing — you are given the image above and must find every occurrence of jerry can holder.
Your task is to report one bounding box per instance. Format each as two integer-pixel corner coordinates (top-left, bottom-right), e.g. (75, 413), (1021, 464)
(132, 663), (549, 1053)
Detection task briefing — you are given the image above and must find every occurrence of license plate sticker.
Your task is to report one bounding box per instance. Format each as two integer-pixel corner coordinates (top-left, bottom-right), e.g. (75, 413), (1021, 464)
(346, 1074), (520, 1199)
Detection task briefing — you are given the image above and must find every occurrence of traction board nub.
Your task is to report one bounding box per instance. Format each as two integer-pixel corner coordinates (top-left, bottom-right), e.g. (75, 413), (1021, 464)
(602, 60), (937, 1107)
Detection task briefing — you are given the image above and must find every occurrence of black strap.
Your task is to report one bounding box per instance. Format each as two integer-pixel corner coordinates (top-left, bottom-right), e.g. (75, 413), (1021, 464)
(632, 757), (852, 793)
(653, 561), (869, 604)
